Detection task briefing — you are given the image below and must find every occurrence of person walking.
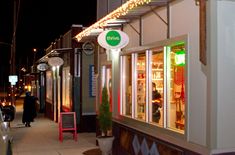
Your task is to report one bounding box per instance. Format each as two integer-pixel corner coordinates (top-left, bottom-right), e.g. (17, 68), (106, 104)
(22, 92), (37, 127)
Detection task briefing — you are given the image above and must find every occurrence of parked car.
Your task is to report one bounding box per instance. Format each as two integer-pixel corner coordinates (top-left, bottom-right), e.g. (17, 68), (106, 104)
(0, 109), (12, 155)
(0, 99), (15, 122)
(1, 106), (15, 122)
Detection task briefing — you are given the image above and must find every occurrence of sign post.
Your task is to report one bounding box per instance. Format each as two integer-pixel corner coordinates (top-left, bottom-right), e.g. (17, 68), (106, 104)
(8, 75), (18, 86)
(8, 75), (18, 105)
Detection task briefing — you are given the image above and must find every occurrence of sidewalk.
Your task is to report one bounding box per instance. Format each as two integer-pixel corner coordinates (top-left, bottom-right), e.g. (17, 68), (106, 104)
(10, 98), (98, 155)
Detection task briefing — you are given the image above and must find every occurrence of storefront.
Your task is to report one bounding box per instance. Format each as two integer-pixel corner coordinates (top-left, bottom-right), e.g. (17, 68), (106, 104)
(74, 0), (235, 154)
(38, 25), (97, 132)
(113, 36), (191, 154)
(110, 0), (203, 153)
(120, 37), (186, 132)
(82, 0), (203, 154)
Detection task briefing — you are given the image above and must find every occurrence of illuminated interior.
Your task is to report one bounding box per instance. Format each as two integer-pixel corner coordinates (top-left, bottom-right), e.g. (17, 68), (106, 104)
(121, 42), (186, 133)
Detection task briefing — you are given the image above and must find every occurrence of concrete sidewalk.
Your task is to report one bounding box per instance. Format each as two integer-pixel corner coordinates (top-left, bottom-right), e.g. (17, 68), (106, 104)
(10, 98), (98, 155)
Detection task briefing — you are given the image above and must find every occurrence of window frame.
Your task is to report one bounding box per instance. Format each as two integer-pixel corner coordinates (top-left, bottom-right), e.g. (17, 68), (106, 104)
(119, 35), (188, 136)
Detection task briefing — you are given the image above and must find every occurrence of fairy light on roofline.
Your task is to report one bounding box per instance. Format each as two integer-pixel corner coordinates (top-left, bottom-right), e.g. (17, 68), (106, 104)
(75, 0), (151, 42)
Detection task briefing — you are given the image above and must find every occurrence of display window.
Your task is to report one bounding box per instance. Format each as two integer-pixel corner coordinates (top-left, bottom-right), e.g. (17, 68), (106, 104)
(136, 53), (146, 121)
(150, 48), (164, 126)
(46, 71), (53, 103)
(121, 55), (132, 117)
(62, 67), (72, 111)
(166, 44), (185, 132)
(121, 41), (186, 134)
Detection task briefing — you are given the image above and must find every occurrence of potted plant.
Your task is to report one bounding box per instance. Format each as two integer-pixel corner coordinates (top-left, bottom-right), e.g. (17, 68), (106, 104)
(97, 86), (114, 155)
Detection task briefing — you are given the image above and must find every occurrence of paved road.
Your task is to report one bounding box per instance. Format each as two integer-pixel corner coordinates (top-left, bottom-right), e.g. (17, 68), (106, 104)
(10, 97), (98, 155)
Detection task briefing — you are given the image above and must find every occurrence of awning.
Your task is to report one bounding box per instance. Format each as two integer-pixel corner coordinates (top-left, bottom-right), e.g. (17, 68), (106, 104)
(74, 0), (175, 42)
(118, 0), (173, 20)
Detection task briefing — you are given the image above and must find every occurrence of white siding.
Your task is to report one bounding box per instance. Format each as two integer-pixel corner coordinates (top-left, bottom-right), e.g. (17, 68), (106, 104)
(217, 0), (235, 149)
(123, 20), (140, 49)
(142, 7), (167, 45)
(170, 0), (207, 147)
(122, 0), (207, 147)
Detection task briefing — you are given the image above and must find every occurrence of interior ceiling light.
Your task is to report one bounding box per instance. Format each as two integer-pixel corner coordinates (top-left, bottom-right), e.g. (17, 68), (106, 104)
(75, 0), (151, 42)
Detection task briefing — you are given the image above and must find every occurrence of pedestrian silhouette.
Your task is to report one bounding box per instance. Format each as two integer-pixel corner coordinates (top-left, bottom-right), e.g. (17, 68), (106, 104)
(22, 92), (37, 127)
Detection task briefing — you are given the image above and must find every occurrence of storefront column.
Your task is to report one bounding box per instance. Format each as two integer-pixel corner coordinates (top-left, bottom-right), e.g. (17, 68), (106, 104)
(39, 72), (45, 113)
(111, 49), (121, 116)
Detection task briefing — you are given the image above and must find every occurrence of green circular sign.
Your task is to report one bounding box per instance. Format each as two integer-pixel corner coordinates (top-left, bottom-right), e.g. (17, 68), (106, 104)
(106, 30), (121, 46)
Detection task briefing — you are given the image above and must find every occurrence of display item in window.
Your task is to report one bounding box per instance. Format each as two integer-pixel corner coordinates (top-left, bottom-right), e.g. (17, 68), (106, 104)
(152, 82), (162, 123)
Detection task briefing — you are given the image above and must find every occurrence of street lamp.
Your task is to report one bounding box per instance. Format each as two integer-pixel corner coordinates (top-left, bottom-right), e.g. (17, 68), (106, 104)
(33, 48), (37, 64)
(47, 52), (64, 122)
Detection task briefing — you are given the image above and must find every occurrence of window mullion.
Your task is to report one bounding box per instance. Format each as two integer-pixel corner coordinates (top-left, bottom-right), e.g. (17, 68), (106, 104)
(132, 53), (137, 118)
(146, 50), (152, 123)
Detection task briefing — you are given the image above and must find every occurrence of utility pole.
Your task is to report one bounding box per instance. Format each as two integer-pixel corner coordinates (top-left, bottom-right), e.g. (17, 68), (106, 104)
(11, 0), (17, 75)
(10, 0), (17, 106)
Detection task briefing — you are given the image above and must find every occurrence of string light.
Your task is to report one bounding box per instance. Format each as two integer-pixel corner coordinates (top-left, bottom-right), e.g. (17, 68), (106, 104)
(75, 0), (151, 42)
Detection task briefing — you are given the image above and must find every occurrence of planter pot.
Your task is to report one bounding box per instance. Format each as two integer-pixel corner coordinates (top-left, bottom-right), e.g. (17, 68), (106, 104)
(97, 136), (114, 155)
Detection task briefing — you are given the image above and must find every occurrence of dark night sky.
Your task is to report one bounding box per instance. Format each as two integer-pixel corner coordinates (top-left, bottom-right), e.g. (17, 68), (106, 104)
(0, 0), (97, 89)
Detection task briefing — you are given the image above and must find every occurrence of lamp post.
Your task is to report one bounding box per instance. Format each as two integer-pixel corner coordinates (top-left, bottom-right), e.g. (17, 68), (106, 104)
(33, 48), (37, 72)
(31, 48), (38, 98)
(33, 48), (37, 64)
(48, 53), (64, 122)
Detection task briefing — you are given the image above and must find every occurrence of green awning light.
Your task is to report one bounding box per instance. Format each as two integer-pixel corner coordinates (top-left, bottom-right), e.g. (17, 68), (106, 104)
(175, 50), (185, 66)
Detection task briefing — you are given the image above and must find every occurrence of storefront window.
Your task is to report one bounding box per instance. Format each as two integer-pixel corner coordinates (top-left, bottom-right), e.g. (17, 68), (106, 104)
(46, 71), (53, 103)
(62, 67), (71, 111)
(167, 44), (185, 132)
(150, 49), (164, 126)
(136, 53), (146, 121)
(121, 40), (186, 134)
(121, 55), (132, 116)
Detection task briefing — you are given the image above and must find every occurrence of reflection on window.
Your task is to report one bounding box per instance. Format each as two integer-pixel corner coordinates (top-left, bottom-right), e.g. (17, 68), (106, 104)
(121, 41), (186, 134)
(122, 55), (132, 116)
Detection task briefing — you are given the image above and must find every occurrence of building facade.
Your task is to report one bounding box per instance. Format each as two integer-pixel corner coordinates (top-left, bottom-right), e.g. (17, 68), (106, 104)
(38, 25), (96, 132)
(74, 0), (235, 154)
